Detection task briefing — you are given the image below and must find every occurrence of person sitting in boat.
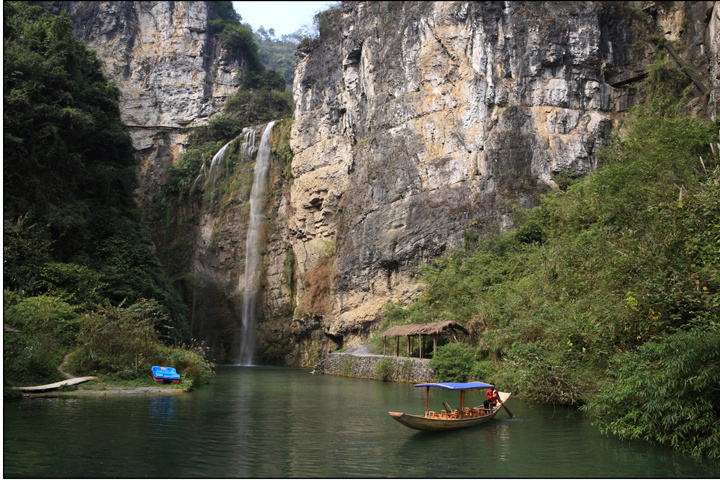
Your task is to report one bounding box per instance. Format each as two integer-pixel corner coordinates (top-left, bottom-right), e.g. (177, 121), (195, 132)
(492, 388), (500, 407)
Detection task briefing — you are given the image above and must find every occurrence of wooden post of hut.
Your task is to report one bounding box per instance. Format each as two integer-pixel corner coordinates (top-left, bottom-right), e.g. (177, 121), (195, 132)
(395, 336), (399, 356)
(419, 334), (424, 359)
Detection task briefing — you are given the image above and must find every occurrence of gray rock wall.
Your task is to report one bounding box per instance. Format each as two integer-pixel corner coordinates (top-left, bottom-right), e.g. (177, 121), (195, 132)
(280, 1), (720, 364)
(285, 1), (652, 356)
(313, 353), (437, 383)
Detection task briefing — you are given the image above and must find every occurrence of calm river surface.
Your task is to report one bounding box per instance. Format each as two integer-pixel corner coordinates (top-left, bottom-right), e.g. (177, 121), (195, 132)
(4, 365), (719, 478)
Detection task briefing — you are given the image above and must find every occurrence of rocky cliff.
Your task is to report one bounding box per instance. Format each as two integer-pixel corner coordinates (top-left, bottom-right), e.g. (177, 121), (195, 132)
(34, 1), (720, 365)
(279, 0), (720, 363)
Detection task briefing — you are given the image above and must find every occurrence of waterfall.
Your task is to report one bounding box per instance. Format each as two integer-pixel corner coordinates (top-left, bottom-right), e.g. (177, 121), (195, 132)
(189, 126), (257, 357)
(237, 121), (275, 365)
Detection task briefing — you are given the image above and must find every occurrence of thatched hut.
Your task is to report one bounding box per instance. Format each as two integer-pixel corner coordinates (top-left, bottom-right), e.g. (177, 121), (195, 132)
(379, 321), (469, 358)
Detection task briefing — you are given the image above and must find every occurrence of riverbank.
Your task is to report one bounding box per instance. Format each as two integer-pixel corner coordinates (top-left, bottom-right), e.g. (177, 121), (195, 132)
(6, 351), (190, 399)
(20, 380), (186, 397)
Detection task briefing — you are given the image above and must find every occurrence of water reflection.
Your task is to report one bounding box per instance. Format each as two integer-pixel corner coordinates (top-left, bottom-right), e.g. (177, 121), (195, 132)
(4, 366), (719, 478)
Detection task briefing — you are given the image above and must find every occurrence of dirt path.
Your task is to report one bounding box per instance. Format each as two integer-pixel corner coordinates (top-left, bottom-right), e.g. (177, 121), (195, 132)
(58, 352), (75, 379)
(343, 343), (378, 355)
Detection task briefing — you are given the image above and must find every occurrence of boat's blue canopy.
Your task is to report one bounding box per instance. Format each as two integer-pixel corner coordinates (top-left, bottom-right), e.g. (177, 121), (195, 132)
(415, 382), (494, 390)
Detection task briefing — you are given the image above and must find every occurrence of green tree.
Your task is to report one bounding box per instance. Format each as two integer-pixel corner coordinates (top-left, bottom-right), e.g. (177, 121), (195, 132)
(374, 357), (395, 381)
(429, 343), (476, 382)
(3, 1), (186, 328)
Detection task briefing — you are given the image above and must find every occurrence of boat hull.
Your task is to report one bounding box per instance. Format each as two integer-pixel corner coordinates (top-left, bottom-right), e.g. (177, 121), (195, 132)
(389, 392), (511, 431)
(389, 410), (497, 431)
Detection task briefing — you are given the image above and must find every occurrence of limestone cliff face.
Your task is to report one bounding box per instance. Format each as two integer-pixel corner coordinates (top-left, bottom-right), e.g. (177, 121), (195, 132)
(282, 0), (720, 361)
(37, 1), (242, 207)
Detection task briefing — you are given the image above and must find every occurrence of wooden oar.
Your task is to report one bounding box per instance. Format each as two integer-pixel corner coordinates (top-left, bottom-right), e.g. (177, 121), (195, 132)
(497, 395), (513, 418)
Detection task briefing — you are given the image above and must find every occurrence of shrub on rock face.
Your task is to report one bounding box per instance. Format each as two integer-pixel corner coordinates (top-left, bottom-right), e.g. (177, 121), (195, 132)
(374, 357), (395, 381)
(429, 343), (476, 382)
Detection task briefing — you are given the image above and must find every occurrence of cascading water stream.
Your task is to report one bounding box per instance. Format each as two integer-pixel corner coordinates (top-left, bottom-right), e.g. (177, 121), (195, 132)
(237, 121), (274, 365)
(191, 129), (256, 193)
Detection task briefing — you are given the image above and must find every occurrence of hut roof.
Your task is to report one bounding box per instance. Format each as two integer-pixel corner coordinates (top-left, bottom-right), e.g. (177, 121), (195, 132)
(379, 320), (468, 338)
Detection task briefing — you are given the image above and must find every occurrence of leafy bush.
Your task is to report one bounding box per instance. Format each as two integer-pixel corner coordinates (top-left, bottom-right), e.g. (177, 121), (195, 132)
(4, 295), (80, 347)
(222, 88), (292, 125)
(471, 359), (497, 383)
(163, 345), (214, 390)
(503, 341), (594, 405)
(341, 356), (353, 376)
(3, 332), (64, 386)
(3, 293), (78, 387)
(244, 69), (286, 91)
(3, 216), (53, 293)
(70, 300), (164, 377)
(187, 115), (246, 145)
(314, 3), (342, 40)
(4, 386), (24, 401)
(429, 343), (476, 382)
(220, 23), (262, 70)
(63, 298), (212, 387)
(584, 327), (720, 459)
(32, 262), (106, 308)
(374, 357), (395, 381)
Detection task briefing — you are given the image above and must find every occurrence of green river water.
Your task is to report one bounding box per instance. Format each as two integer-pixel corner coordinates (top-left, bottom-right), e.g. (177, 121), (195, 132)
(4, 365), (719, 478)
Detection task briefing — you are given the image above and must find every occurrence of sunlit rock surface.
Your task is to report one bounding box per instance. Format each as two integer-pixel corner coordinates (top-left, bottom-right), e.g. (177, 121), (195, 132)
(285, 1), (719, 356)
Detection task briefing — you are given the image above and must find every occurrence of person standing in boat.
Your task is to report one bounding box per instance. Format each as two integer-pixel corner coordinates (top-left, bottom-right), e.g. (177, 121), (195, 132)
(484, 387), (494, 410)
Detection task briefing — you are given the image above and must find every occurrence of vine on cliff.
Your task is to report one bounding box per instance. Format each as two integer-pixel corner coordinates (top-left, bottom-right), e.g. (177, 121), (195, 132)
(297, 240), (337, 318)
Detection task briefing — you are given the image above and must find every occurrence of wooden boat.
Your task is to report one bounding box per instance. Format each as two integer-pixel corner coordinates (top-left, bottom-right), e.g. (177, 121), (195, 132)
(151, 366), (181, 384)
(389, 382), (511, 431)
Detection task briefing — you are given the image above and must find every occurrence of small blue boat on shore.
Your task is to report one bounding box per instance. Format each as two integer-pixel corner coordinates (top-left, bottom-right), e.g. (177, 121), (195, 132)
(151, 366), (181, 384)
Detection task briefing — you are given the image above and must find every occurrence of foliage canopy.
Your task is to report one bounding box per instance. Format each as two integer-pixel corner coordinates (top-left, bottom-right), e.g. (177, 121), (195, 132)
(3, 2), (210, 390)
